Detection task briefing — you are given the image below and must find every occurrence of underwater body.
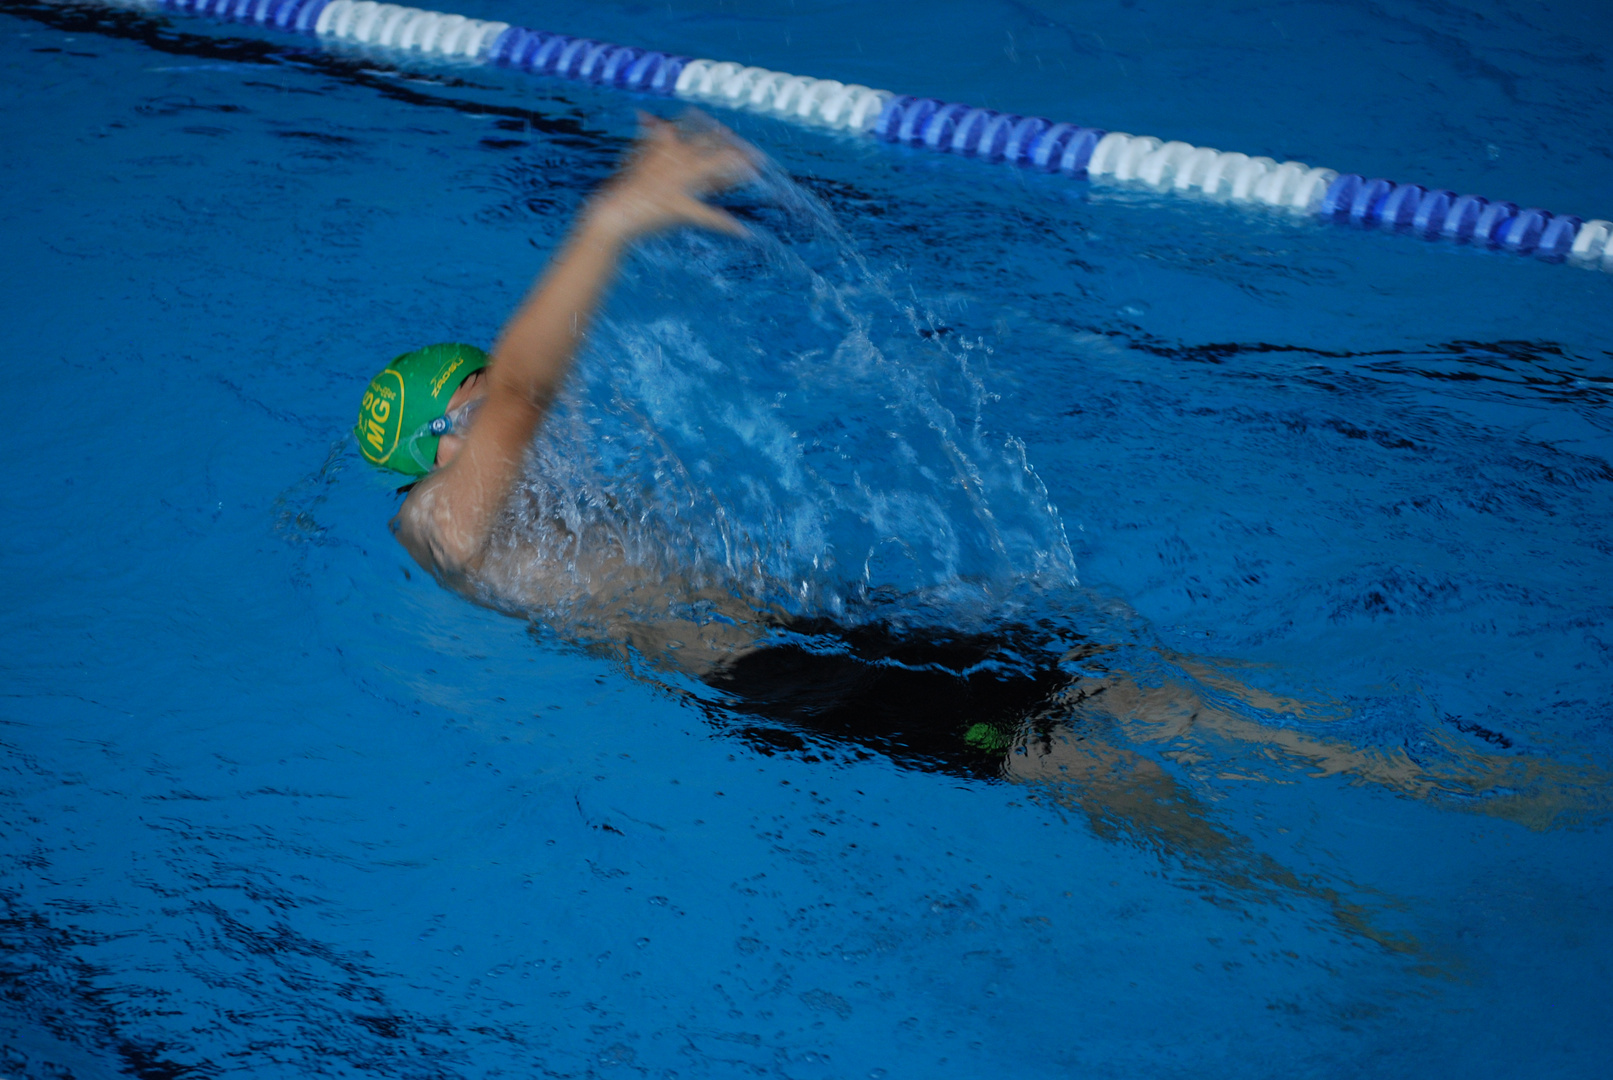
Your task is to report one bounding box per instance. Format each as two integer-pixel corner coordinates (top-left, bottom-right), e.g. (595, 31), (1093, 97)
(2, 1), (1612, 1077)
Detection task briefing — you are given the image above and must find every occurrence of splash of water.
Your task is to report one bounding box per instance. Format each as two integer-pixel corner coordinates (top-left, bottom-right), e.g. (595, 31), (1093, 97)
(487, 161), (1079, 639)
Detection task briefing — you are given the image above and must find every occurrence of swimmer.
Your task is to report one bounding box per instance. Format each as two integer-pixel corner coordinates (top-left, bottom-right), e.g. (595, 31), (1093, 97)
(353, 114), (1602, 950)
(355, 113), (766, 672)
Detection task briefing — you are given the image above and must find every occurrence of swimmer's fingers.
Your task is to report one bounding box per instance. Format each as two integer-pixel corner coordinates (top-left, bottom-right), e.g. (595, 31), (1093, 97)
(673, 112), (763, 178)
(632, 109), (759, 194)
(593, 112), (755, 239)
(676, 194), (750, 239)
(586, 184), (750, 241)
(698, 143), (762, 196)
(664, 130), (757, 237)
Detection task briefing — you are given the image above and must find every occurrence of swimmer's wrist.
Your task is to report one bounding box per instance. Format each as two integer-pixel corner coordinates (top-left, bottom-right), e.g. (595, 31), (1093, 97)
(578, 190), (646, 245)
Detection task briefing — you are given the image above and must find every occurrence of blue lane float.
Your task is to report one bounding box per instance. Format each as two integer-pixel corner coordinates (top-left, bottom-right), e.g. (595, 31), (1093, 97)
(487, 29), (687, 94)
(1319, 173), (1586, 258)
(105, 0), (1613, 272)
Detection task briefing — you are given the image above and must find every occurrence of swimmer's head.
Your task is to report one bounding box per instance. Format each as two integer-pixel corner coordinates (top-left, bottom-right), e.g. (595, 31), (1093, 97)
(354, 343), (489, 475)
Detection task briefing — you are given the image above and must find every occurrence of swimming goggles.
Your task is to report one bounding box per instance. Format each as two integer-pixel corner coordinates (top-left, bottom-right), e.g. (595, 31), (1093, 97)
(399, 395), (485, 473)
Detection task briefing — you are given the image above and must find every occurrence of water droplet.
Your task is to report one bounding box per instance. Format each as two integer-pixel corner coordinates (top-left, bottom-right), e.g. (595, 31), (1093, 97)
(598, 1043), (636, 1066)
(635, 937), (651, 949)
(1116, 300), (1150, 321)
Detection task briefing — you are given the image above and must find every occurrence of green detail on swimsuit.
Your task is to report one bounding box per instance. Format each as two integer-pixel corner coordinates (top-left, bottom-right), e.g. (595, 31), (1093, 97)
(964, 722), (1015, 753)
(355, 343), (489, 476)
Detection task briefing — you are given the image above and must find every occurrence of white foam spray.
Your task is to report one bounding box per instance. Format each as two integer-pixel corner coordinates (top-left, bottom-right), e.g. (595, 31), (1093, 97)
(485, 161), (1078, 640)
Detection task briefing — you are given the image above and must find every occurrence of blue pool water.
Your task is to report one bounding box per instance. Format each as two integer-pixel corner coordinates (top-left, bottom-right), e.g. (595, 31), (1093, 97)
(3, 1), (1612, 1077)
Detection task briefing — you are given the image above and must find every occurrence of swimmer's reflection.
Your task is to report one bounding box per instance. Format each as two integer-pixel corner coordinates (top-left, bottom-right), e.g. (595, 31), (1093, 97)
(692, 617), (1604, 953)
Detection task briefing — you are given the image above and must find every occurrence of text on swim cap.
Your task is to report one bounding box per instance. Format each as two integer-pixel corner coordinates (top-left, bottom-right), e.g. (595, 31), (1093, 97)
(360, 369), (405, 462)
(430, 354), (466, 398)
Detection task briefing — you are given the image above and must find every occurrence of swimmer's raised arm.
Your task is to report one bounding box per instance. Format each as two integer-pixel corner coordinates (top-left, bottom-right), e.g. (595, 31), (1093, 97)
(394, 114), (757, 575)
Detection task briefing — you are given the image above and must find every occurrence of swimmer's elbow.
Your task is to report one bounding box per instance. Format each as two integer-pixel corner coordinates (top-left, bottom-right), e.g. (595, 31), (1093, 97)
(393, 489), (485, 578)
(390, 503), (442, 574)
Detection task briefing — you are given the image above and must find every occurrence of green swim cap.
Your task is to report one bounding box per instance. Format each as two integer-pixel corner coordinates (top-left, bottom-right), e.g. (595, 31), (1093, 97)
(355, 343), (489, 476)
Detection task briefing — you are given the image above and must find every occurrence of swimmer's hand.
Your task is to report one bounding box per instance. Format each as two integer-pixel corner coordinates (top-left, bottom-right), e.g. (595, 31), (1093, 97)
(585, 112), (759, 241)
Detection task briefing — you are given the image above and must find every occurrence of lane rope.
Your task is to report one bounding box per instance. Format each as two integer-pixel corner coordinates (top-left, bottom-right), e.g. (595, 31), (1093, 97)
(99, 0), (1613, 271)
